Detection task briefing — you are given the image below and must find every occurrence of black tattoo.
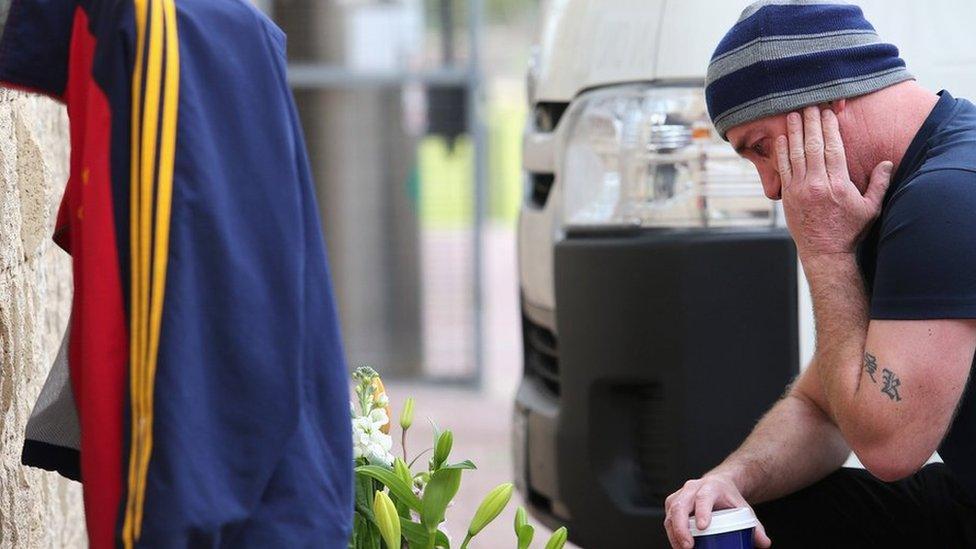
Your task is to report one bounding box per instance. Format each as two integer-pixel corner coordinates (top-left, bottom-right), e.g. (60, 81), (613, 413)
(881, 368), (903, 401)
(859, 353), (903, 402)
(863, 353), (878, 383)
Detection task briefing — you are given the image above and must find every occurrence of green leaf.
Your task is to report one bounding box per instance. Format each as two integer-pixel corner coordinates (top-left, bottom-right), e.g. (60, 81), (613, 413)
(356, 471), (374, 503)
(355, 501), (376, 523)
(401, 519), (451, 548)
(392, 497), (411, 520)
(352, 512), (383, 549)
(357, 465), (423, 512)
(420, 468), (462, 531)
(392, 458), (415, 518)
(439, 459), (477, 471)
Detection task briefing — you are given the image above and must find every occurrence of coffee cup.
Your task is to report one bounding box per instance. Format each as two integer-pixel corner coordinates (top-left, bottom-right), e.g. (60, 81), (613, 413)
(687, 507), (757, 548)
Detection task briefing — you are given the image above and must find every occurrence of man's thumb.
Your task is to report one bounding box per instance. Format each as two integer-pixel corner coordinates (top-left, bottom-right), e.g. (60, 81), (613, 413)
(864, 160), (894, 209)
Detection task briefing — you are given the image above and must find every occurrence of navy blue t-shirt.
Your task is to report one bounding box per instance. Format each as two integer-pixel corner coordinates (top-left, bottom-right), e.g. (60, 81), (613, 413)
(858, 90), (976, 500)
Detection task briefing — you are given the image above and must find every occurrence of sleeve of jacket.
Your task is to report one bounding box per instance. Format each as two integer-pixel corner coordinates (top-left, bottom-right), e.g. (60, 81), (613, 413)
(0, 0), (77, 99)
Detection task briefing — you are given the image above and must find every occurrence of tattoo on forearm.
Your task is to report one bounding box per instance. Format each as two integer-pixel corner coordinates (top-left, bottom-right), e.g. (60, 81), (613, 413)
(863, 353), (878, 383)
(859, 352), (902, 402)
(881, 368), (902, 401)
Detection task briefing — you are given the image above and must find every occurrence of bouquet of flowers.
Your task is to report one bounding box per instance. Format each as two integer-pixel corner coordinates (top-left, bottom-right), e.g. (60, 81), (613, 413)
(348, 366), (568, 549)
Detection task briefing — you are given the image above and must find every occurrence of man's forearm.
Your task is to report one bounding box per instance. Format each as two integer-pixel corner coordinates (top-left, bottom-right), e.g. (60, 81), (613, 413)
(707, 381), (850, 503)
(705, 254), (873, 504)
(802, 253), (882, 445)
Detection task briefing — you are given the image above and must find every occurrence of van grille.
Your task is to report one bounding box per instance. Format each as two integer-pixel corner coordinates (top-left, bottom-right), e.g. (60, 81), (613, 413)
(529, 173), (555, 208)
(635, 384), (670, 503)
(523, 316), (560, 396)
(592, 383), (670, 508)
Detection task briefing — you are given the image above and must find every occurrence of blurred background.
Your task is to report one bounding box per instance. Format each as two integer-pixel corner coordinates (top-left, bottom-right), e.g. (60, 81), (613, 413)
(253, 0), (556, 545)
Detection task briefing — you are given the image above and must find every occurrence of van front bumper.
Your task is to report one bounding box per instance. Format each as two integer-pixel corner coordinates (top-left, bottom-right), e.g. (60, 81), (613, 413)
(514, 228), (800, 548)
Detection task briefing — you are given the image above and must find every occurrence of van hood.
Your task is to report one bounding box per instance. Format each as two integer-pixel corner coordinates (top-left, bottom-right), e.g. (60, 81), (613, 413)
(531, 0), (976, 104)
(530, 0), (755, 103)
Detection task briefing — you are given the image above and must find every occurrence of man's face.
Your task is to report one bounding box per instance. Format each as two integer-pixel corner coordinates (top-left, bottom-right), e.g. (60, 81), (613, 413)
(725, 114), (791, 200)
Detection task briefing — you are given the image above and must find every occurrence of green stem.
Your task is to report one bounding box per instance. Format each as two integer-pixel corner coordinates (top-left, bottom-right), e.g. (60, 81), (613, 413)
(408, 447), (433, 469)
(460, 533), (473, 549)
(402, 428), (408, 463)
(426, 532), (436, 549)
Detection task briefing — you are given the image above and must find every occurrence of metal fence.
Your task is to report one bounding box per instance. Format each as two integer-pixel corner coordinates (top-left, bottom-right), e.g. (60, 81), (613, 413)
(262, 0), (487, 385)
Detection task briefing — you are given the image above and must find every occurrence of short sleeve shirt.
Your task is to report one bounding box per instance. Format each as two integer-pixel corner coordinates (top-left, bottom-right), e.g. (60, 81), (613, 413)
(858, 90), (976, 500)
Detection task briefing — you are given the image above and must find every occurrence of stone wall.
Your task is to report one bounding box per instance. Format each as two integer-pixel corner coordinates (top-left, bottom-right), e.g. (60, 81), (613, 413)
(0, 89), (85, 546)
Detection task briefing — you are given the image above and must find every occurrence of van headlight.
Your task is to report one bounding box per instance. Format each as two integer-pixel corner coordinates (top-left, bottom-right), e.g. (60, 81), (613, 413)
(559, 84), (778, 230)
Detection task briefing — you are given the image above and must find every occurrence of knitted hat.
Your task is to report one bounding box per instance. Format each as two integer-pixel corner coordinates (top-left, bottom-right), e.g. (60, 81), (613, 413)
(705, 0), (914, 139)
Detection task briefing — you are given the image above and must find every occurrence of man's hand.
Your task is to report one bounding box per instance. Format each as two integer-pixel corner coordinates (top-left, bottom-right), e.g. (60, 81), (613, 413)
(663, 473), (771, 549)
(775, 106), (893, 260)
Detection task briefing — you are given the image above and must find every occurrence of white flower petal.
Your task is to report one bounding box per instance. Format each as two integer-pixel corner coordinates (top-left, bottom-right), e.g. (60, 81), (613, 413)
(369, 408), (389, 428)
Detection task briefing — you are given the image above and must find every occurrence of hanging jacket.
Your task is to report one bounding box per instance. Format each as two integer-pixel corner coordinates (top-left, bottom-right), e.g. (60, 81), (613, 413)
(1, 1), (353, 546)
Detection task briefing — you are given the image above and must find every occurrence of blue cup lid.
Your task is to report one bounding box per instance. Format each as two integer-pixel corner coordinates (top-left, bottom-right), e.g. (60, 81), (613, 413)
(688, 507), (757, 537)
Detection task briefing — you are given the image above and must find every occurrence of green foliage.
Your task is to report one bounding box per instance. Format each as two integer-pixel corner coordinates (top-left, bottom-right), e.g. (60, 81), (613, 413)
(401, 520), (451, 548)
(394, 458), (414, 491)
(400, 397), (416, 430)
(514, 506), (535, 549)
(432, 430), (453, 469)
(421, 468), (463, 533)
(356, 465), (423, 512)
(350, 368), (567, 549)
(439, 460), (476, 471)
(544, 527), (568, 549)
(461, 483), (514, 548)
(351, 472), (382, 549)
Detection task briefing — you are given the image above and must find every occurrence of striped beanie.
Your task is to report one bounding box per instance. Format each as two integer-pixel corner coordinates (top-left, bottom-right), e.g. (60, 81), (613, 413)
(705, 0), (914, 139)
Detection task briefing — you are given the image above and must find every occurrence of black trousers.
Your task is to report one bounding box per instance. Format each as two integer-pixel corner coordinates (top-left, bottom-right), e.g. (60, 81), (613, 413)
(754, 464), (976, 548)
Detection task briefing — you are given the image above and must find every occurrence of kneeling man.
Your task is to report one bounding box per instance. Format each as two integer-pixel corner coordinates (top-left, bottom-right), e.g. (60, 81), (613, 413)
(665, 1), (976, 546)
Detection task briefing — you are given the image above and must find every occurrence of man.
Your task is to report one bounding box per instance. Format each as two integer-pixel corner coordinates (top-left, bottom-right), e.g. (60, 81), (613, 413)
(664, 1), (976, 547)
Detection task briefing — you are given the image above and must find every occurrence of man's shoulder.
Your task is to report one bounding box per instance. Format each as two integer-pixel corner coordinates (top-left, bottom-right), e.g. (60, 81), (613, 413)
(920, 96), (976, 173)
(880, 165), (976, 246)
(883, 100), (976, 230)
(888, 166), (976, 217)
(897, 94), (976, 203)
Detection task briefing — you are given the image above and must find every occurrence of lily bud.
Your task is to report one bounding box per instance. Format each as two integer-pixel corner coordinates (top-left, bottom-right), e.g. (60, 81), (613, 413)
(400, 397), (415, 431)
(515, 506), (529, 531)
(516, 524), (535, 549)
(544, 526), (568, 549)
(467, 483), (513, 538)
(433, 430), (453, 468)
(373, 490), (401, 549)
(394, 457), (413, 487)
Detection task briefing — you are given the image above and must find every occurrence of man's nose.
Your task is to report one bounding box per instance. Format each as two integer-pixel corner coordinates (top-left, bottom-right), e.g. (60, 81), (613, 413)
(760, 173), (782, 200)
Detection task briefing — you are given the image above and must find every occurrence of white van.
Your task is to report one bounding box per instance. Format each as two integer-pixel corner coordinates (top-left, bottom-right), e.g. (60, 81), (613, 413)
(513, 1), (976, 547)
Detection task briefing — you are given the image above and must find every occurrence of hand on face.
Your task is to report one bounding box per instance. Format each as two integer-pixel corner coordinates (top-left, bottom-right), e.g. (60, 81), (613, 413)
(775, 105), (893, 260)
